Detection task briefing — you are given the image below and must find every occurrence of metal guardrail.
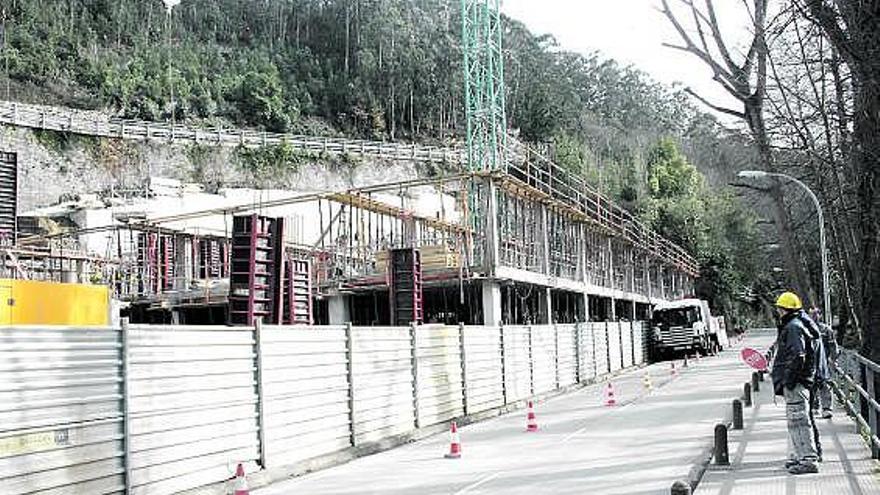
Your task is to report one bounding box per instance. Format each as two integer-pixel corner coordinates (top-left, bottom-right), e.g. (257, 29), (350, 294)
(833, 349), (880, 457)
(0, 100), (464, 164)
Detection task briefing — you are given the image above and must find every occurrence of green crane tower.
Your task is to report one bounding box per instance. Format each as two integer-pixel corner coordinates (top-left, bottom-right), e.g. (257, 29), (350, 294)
(461, 0), (507, 275)
(461, 0), (508, 171)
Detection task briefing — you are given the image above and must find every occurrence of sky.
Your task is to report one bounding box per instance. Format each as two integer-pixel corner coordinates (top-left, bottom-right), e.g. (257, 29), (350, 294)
(502, 0), (754, 118)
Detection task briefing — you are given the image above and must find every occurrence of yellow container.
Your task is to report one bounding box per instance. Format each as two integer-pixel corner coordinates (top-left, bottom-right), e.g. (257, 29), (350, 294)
(0, 279), (109, 326)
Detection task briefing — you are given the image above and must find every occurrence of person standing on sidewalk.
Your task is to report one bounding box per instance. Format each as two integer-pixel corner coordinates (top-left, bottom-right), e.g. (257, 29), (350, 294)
(771, 292), (820, 475)
(809, 307), (839, 418)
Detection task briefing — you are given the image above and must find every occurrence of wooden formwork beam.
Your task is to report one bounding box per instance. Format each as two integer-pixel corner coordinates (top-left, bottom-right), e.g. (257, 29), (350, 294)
(325, 192), (468, 234)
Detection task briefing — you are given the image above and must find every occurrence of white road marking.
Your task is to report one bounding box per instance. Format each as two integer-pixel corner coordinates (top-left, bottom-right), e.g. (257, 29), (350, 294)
(559, 383), (655, 444)
(561, 425), (589, 443)
(453, 472), (502, 495)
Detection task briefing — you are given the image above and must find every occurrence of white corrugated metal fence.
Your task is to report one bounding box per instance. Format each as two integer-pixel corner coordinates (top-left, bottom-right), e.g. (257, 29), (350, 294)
(1, 319), (650, 494)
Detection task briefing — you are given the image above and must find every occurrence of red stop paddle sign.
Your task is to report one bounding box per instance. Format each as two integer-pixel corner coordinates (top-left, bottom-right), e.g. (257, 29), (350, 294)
(741, 347), (768, 371)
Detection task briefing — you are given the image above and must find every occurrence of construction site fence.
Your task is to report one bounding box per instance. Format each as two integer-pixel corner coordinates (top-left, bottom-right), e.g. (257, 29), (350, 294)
(0, 320), (648, 495)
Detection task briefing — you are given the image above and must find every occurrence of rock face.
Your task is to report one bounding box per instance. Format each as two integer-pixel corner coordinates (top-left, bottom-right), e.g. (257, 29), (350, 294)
(0, 125), (426, 212)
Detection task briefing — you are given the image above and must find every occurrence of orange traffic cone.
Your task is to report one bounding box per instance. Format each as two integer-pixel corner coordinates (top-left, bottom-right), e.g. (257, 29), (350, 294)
(526, 401), (539, 432)
(604, 382), (617, 407)
(233, 463), (249, 495)
(445, 422), (462, 459)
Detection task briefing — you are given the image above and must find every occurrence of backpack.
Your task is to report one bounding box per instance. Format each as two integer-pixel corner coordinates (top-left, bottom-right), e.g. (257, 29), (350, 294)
(798, 314), (829, 383)
(820, 323), (839, 360)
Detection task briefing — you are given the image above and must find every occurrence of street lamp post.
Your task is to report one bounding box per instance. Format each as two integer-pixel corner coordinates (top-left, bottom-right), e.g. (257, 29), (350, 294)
(163, 1), (181, 127)
(738, 170), (831, 322)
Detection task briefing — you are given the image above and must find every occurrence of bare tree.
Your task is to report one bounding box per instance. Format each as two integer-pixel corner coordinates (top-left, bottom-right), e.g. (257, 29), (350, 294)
(661, 0), (817, 306)
(762, 6), (862, 341)
(796, 0), (880, 359)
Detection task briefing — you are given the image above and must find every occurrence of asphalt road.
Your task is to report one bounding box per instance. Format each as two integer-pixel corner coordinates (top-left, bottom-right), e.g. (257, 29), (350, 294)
(255, 332), (774, 495)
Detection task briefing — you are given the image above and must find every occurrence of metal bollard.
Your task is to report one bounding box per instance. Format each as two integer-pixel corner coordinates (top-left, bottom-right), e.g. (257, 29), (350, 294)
(714, 423), (730, 465)
(752, 372), (760, 392)
(743, 383), (752, 407)
(670, 479), (692, 495)
(758, 370), (765, 382)
(732, 399), (744, 430)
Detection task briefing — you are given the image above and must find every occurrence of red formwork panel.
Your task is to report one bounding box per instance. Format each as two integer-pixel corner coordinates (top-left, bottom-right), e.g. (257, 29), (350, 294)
(228, 214), (280, 326)
(283, 257), (313, 325)
(389, 248), (423, 325)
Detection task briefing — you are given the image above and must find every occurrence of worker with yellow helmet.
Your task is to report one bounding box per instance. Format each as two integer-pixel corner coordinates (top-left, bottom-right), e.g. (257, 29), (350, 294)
(769, 291), (822, 474)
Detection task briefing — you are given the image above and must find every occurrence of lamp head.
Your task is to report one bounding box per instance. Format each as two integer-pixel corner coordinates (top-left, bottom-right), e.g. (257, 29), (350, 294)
(737, 170), (769, 179)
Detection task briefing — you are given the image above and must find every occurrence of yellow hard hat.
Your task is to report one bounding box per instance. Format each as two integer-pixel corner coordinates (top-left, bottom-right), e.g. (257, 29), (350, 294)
(775, 291), (803, 310)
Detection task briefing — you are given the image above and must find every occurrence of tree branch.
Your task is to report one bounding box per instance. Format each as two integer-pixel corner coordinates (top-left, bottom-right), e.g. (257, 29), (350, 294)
(705, 0), (740, 74)
(798, 0), (860, 68)
(660, 0), (738, 87)
(688, 0), (713, 56)
(711, 73), (748, 103)
(685, 87), (746, 118)
(751, 0), (769, 101)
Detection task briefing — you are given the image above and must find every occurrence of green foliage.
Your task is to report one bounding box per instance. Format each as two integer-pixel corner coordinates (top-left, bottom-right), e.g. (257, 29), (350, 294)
(225, 67), (296, 132)
(32, 129), (78, 153)
(637, 138), (762, 323)
(647, 138), (699, 199)
(553, 133), (587, 175)
(234, 142), (309, 179)
(3, 0), (708, 143)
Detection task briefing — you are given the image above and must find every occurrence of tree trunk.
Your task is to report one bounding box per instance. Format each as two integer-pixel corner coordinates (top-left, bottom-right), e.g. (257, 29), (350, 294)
(857, 74), (880, 360)
(745, 104), (817, 305)
(803, 0), (880, 357)
(389, 35), (396, 140)
(344, 0), (350, 78)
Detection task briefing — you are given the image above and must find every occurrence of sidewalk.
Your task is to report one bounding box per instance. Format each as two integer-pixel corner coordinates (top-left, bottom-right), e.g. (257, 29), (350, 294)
(696, 372), (880, 494)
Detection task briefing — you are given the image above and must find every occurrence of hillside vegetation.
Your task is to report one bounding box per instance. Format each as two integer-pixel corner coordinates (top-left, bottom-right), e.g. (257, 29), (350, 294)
(1, 0), (770, 324)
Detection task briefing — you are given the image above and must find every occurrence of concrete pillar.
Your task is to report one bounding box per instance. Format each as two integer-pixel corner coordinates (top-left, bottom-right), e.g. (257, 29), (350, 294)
(175, 236), (191, 291)
(660, 267), (667, 300)
(609, 297), (617, 321)
(402, 217), (417, 248)
(645, 256), (652, 299)
(328, 294), (351, 325)
(630, 301), (637, 321)
(482, 281), (502, 327)
(483, 179), (500, 276)
(542, 288), (553, 324)
(62, 261), (77, 284)
(579, 292), (589, 322)
(108, 299), (121, 327)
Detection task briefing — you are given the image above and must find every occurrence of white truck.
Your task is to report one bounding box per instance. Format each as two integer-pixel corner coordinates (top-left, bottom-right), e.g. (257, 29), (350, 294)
(649, 298), (729, 359)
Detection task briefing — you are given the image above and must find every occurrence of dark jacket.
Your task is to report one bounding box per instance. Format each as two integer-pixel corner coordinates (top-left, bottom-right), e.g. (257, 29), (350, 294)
(771, 310), (816, 395)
